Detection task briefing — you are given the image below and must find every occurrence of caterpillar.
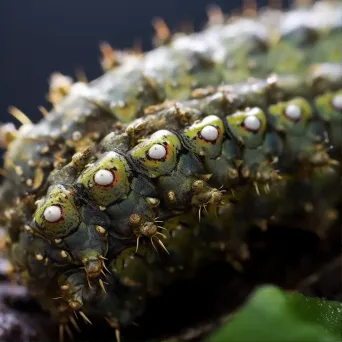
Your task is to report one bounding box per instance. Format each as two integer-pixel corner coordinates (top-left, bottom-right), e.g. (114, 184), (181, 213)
(0, 1), (341, 341)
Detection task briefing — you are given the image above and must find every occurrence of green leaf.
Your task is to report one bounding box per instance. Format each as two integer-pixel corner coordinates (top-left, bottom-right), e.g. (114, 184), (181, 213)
(206, 285), (342, 342)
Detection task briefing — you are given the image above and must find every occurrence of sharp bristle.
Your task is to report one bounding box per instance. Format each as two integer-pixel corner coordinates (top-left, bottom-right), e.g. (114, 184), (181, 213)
(38, 106), (49, 117)
(69, 316), (81, 333)
(207, 5), (225, 25)
(178, 21), (194, 34)
(100, 42), (115, 58)
(100, 42), (120, 71)
(65, 325), (74, 341)
(99, 278), (107, 293)
(8, 106), (32, 125)
(243, 0), (258, 16)
(153, 17), (171, 39)
(268, 0), (283, 10)
(59, 324), (64, 342)
(152, 17), (171, 46)
(79, 310), (92, 325)
(0, 122), (17, 149)
(132, 39), (143, 54)
(75, 69), (88, 84)
(115, 328), (121, 342)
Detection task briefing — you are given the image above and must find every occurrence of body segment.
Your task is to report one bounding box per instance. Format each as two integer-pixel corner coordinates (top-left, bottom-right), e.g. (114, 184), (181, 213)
(0, 1), (341, 339)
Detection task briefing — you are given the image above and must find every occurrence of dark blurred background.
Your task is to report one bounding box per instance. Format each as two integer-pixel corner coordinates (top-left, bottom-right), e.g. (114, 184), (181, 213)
(0, 0), (291, 125)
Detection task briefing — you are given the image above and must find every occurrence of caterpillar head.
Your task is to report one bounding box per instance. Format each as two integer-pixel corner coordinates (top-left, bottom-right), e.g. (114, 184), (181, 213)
(315, 90), (342, 122)
(182, 115), (224, 159)
(226, 107), (267, 148)
(32, 184), (81, 240)
(129, 130), (182, 178)
(268, 97), (313, 134)
(77, 151), (131, 207)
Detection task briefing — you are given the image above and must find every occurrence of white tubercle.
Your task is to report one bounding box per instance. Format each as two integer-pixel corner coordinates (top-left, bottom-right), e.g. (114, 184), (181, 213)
(332, 94), (342, 110)
(244, 115), (261, 131)
(201, 125), (219, 141)
(44, 205), (62, 223)
(148, 144), (167, 160)
(285, 104), (302, 121)
(94, 169), (114, 186)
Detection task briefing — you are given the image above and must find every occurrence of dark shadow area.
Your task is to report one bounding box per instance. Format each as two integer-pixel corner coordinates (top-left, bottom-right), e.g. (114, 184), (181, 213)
(0, 0), (291, 125)
(1, 216), (339, 342)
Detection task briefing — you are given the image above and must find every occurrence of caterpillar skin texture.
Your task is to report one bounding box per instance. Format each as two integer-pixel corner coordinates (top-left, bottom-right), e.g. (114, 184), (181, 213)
(1, 0), (342, 339)
(1, 0), (341, 206)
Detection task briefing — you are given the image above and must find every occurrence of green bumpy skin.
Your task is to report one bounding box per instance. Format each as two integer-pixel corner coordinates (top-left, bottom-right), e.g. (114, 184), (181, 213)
(8, 63), (340, 332)
(129, 129), (223, 210)
(32, 185), (81, 239)
(77, 151), (161, 240)
(1, 0), (341, 210)
(267, 97), (327, 166)
(182, 115), (241, 187)
(315, 89), (342, 152)
(29, 183), (111, 279)
(77, 151), (132, 207)
(130, 130), (182, 178)
(182, 115), (225, 158)
(0, 0), (342, 339)
(3, 65), (342, 337)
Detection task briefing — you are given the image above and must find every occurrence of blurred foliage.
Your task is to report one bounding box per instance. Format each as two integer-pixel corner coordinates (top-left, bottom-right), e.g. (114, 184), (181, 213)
(204, 285), (342, 342)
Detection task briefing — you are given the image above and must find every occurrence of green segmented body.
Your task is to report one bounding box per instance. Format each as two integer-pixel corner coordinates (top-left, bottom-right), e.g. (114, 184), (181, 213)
(1, 0), (342, 338)
(1, 0), (341, 206)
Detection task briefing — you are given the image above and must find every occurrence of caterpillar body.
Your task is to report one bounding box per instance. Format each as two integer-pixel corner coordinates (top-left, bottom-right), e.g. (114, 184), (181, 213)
(0, 1), (341, 340)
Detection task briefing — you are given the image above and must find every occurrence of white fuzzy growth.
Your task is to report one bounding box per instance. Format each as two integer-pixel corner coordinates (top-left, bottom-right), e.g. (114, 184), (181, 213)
(244, 115), (261, 131)
(148, 144), (167, 160)
(150, 129), (171, 140)
(201, 125), (219, 141)
(332, 94), (342, 110)
(285, 104), (302, 121)
(70, 82), (91, 97)
(44, 205), (62, 223)
(94, 169), (114, 186)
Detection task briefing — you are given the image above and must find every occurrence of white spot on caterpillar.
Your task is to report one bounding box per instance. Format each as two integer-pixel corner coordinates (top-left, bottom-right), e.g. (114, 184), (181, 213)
(244, 115), (261, 132)
(44, 205), (62, 223)
(285, 104), (302, 121)
(72, 131), (82, 141)
(148, 144), (167, 160)
(94, 169), (114, 186)
(201, 125), (219, 141)
(332, 94), (342, 110)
